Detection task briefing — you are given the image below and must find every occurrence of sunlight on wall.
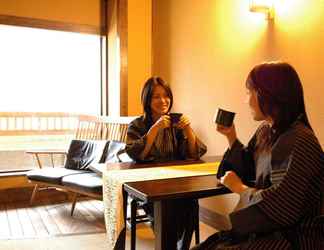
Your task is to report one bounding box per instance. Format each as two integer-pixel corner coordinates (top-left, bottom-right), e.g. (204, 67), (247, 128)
(107, 3), (121, 117)
(128, 0), (152, 116)
(211, 0), (323, 66)
(213, 0), (268, 58)
(274, 0), (322, 35)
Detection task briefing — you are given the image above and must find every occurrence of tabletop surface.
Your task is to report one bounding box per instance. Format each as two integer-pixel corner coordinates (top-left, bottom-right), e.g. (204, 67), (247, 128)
(124, 174), (230, 202)
(91, 155), (222, 173)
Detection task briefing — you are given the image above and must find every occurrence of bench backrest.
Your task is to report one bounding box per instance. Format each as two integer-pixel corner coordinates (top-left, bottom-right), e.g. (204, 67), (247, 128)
(75, 115), (136, 142)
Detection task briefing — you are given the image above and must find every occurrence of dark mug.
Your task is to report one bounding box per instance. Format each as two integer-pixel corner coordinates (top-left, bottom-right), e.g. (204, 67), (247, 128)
(214, 108), (235, 127)
(169, 113), (182, 125)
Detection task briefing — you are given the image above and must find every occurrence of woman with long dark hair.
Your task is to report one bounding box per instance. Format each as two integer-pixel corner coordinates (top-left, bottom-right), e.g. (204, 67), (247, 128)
(126, 76), (207, 250)
(191, 62), (323, 249)
(126, 76), (206, 162)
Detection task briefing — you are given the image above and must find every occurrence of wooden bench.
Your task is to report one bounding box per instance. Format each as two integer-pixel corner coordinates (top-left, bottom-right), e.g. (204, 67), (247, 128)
(26, 115), (135, 215)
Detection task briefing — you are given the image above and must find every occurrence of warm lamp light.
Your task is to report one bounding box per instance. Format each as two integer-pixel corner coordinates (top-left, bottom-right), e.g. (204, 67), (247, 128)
(249, 0), (275, 20)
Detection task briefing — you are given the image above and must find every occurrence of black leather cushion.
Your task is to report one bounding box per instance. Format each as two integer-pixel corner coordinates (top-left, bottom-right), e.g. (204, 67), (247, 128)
(62, 172), (102, 194)
(100, 140), (126, 163)
(64, 140), (107, 170)
(26, 168), (87, 185)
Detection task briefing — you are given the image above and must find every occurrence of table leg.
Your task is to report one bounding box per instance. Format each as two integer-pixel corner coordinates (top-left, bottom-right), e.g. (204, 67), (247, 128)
(35, 153), (43, 168)
(154, 200), (178, 250)
(130, 198), (137, 250)
(112, 189), (128, 250)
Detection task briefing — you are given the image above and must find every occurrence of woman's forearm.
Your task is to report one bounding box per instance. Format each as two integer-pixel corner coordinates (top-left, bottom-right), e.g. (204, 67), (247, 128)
(234, 183), (250, 194)
(227, 136), (237, 149)
(184, 127), (199, 158)
(139, 125), (159, 160)
(216, 124), (237, 149)
(224, 125), (237, 149)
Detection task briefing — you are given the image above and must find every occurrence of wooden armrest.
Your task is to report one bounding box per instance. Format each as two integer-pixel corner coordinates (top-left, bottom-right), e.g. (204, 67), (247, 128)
(26, 150), (67, 155)
(26, 149), (68, 169)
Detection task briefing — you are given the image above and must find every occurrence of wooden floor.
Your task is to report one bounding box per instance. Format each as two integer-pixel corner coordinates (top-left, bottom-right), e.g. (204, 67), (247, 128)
(0, 222), (218, 250)
(0, 188), (218, 249)
(0, 188), (105, 239)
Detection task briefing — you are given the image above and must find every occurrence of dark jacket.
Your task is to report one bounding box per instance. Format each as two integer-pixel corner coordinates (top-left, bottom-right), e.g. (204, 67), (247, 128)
(125, 116), (207, 162)
(217, 120), (324, 249)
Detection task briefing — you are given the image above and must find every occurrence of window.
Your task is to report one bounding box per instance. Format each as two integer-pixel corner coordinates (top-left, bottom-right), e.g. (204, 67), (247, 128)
(0, 24), (102, 170)
(0, 24), (101, 114)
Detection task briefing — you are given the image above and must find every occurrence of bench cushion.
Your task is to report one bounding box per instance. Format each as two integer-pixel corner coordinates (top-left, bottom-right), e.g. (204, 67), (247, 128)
(64, 140), (107, 170)
(100, 140), (126, 163)
(27, 168), (87, 185)
(62, 172), (102, 194)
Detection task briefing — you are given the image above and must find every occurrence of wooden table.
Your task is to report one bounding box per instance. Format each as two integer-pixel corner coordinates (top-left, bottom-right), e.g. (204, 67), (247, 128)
(124, 174), (230, 250)
(101, 156), (223, 250)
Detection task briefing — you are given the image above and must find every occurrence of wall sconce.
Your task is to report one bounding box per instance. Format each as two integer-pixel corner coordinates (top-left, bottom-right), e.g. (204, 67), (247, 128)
(249, 0), (275, 20)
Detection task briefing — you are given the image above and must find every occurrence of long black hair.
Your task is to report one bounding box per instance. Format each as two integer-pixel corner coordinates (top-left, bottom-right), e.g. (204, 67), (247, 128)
(141, 77), (173, 127)
(246, 62), (311, 147)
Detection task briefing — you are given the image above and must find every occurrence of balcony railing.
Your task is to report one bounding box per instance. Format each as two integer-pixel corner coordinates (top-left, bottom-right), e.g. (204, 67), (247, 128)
(0, 112), (81, 136)
(0, 112), (136, 171)
(0, 112), (135, 150)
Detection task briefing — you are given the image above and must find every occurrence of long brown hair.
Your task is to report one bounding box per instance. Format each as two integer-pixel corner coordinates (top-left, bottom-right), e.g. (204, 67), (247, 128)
(246, 62), (311, 147)
(140, 77), (173, 127)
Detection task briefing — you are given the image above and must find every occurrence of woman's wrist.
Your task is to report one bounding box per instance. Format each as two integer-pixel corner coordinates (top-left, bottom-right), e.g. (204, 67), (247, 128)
(151, 120), (165, 134)
(140, 124), (160, 160)
(234, 184), (249, 194)
(147, 124), (160, 141)
(227, 135), (237, 148)
(183, 125), (199, 158)
(151, 122), (161, 131)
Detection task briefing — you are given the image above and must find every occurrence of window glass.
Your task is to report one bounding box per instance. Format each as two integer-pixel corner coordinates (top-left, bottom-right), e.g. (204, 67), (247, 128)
(0, 24), (101, 114)
(0, 25), (102, 170)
